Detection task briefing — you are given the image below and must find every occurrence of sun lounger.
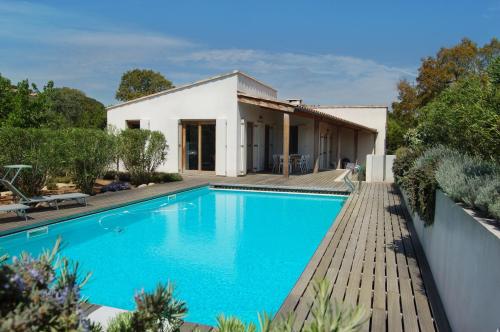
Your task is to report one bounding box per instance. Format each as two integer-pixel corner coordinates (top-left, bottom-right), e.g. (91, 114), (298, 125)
(0, 203), (29, 221)
(1, 165), (89, 210)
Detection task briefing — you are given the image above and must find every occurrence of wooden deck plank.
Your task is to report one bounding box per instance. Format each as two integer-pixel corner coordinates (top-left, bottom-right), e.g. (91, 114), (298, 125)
(291, 184), (367, 330)
(383, 184), (403, 332)
(343, 183), (374, 306)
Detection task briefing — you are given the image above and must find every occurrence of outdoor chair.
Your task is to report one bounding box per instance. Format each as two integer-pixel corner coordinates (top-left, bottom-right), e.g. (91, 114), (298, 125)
(1, 165), (89, 210)
(272, 154), (280, 173)
(279, 155), (292, 174)
(0, 203), (29, 221)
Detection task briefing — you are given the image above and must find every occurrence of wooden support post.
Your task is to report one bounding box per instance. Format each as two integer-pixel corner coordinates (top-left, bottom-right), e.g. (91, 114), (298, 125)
(313, 119), (320, 173)
(198, 124), (202, 171)
(283, 113), (290, 177)
(336, 126), (342, 169)
(354, 130), (359, 164)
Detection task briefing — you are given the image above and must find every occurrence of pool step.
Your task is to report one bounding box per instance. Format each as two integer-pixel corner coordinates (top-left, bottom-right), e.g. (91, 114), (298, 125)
(210, 183), (350, 196)
(27, 226), (48, 238)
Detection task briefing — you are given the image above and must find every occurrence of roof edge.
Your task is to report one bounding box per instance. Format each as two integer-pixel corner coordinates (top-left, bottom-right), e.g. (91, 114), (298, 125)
(311, 105), (388, 109)
(107, 70), (278, 111)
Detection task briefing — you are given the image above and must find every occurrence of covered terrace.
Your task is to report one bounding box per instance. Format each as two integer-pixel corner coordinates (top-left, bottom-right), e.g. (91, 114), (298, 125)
(237, 93), (378, 177)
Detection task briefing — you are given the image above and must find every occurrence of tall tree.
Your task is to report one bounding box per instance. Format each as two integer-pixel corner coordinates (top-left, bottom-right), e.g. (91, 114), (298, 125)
(49, 87), (106, 128)
(115, 69), (174, 102)
(4, 80), (63, 128)
(0, 74), (15, 121)
(387, 38), (500, 153)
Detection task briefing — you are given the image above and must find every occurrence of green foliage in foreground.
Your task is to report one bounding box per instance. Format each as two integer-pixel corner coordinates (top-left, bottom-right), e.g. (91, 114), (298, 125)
(107, 282), (187, 332)
(0, 238), (100, 331)
(216, 280), (369, 332)
(1, 238), (369, 332)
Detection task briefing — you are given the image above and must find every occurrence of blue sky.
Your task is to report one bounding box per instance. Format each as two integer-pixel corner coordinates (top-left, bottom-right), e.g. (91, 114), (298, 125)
(1, 0), (499, 106)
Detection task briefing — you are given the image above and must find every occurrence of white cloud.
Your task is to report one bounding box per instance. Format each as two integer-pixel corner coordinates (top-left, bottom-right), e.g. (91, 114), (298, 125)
(0, 1), (415, 106)
(172, 49), (415, 105)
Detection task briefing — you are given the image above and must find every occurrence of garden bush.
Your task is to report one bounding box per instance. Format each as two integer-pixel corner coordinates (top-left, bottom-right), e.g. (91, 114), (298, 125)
(392, 147), (421, 185)
(436, 154), (500, 218)
(401, 146), (459, 225)
(0, 238), (99, 331)
(119, 129), (168, 185)
(0, 127), (66, 196)
(216, 279), (368, 332)
(151, 172), (183, 183)
(64, 128), (116, 195)
(107, 282), (187, 332)
(0, 127), (117, 197)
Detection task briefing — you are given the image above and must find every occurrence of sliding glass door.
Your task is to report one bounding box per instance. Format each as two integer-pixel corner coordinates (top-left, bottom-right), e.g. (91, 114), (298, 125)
(182, 122), (215, 172)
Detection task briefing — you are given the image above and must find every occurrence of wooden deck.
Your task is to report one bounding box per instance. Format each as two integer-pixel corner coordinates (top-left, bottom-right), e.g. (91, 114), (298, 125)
(277, 183), (449, 332)
(0, 171), (449, 331)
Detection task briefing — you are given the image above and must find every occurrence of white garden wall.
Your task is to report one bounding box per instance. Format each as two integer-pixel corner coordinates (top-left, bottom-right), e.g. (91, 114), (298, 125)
(366, 154), (395, 182)
(403, 190), (500, 332)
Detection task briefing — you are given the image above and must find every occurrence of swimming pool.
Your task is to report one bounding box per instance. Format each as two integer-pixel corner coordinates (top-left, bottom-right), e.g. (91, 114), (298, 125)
(0, 186), (346, 325)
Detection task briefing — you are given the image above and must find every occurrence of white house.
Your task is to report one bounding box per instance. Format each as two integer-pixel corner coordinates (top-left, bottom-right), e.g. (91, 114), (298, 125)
(107, 70), (387, 177)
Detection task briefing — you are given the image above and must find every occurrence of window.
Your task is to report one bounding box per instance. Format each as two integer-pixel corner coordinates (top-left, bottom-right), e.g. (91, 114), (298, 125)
(126, 120), (140, 129)
(290, 126), (298, 154)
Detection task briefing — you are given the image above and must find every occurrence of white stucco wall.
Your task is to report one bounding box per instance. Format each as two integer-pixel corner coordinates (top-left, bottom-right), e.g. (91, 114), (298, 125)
(403, 190), (500, 332)
(107, 74), (239, 176)
(237, 74), (277, 100)
(314, 106), (387, 156)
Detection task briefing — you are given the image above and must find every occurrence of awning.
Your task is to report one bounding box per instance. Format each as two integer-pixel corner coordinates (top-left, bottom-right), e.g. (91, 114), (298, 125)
(237, 92), (295, 113)
(237, 92), (377, 134)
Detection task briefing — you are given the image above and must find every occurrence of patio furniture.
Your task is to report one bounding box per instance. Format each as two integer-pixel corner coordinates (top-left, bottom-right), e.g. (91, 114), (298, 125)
(304, 154), (311, 171)
(298, 155), (307, 173)
(279, 155), (292, 174)
(0, 203), (29, 221)
(1, 165), (89, 210)
(272, 154), (280, 173)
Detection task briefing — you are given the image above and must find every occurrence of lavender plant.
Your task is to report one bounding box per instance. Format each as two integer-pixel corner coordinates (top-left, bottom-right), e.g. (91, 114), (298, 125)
(0, 238), (100, 331)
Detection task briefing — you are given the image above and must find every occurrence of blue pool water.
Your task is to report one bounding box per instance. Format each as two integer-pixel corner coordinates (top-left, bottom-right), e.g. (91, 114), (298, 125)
(0, 187), (346, 325)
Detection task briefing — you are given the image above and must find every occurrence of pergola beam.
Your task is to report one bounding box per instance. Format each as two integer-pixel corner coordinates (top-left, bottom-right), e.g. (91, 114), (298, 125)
(283, 113), (290, 177)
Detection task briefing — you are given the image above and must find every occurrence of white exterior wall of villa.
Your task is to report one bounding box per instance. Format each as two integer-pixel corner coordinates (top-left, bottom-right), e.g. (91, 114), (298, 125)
(314, 106), (387, 156)
(237, 74), (277, 100)
(107, 74), (240, 176)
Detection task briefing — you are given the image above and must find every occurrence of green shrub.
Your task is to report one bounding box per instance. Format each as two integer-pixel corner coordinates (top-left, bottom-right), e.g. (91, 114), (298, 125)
(216, 280), (368, 332)
(392, 147), (421, 185)
(0, 238), (99, 331)
(402, 146), (459, 224)
(119, 129), (168, 185)
(436, 154), (499, 217)
(129, 282), (187, 332)
(102, 170), (131, 182)
(106, 312), (133, 332)
(0, 127), (66, 196)
(64, 129), (116, 195)
(476, 179), (500, 219)
(151, 172), (183, 183)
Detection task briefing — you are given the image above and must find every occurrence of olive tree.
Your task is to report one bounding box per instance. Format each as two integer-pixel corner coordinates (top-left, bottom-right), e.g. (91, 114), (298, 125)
(64, 128), (116, 195)
(119, 129), (168, 185)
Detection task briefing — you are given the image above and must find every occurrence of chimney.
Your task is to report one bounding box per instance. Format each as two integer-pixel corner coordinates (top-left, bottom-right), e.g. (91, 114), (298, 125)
(286, 99), (303, 106)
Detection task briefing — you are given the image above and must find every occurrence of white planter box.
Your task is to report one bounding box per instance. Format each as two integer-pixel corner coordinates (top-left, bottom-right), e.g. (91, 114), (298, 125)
(402, 189), (500, 332)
